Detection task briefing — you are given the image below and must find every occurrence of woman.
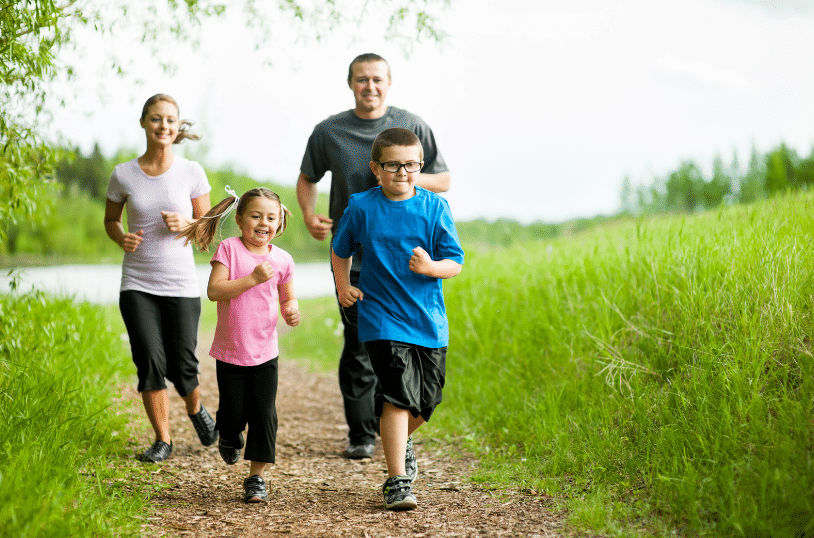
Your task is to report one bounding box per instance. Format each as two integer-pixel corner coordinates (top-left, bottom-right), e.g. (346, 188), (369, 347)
(104, 94), (218, 463)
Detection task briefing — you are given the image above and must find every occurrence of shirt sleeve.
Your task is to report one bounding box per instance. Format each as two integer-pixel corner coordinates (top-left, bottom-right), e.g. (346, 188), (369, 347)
(300, 126), (329, 182)
(190, 161), (212, 198)
(414, 117), (448, 175)
(106, 168), (127, 203)
(278, 251), (295, 286)
(433, 199), (465, 264)
(211, 239), (231, 269)
(332, 202), (361, 259)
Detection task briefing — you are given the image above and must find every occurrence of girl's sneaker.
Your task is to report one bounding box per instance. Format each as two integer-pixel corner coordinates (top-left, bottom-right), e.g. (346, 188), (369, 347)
(243, 475), (268, 503)
(382, 475), (417, 511)
(189, 405), (219, 446)
(218, 433), (244, 465)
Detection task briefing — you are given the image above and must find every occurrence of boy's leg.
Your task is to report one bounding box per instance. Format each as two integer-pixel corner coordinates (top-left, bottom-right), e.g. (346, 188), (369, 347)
(380, 402), (409, 477)
(381, 402), (424, 476)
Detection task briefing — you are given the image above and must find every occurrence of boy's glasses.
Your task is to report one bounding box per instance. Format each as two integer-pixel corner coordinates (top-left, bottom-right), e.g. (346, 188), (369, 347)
(377, 161), (422, 173)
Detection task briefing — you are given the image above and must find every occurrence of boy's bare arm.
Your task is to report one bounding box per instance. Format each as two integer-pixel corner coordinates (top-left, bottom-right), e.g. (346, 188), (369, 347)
(409, 246), (462, 279)
(331, 248), (364, 307)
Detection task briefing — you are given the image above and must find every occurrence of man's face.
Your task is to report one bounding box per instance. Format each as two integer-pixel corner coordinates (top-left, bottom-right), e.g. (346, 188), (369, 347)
(349, 60), (391, 117)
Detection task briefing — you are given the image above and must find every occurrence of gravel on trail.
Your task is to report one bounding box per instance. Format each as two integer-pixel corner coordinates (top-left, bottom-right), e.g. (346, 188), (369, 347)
(122, 332), (567, 537)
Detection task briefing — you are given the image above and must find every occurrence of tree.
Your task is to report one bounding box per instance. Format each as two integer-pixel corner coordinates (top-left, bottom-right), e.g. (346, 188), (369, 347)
(0, 0), (451, 241)
(666, 161), (704, 212)
(764, 143), (797, 195)
(701, 154), (730, 209)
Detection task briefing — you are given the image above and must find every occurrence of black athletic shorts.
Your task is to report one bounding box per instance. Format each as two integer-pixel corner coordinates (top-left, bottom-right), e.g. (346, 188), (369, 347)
(364, 340), (446, 422)
(119, 290), (201, 396)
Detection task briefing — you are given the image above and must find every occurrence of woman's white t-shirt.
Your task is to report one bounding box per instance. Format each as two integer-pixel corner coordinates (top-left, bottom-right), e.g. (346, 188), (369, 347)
(106, 156), (211, 297)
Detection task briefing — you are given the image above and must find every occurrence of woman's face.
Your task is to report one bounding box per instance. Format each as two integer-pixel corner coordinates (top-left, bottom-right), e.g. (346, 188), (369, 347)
(140, 100), (179, 146)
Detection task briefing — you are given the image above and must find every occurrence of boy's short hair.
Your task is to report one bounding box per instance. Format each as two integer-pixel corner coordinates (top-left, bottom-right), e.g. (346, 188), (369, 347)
(371, 128), (424, 162)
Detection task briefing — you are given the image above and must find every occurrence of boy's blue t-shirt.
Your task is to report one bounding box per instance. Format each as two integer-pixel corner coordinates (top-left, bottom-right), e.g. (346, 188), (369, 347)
(332, 186), (465, 348)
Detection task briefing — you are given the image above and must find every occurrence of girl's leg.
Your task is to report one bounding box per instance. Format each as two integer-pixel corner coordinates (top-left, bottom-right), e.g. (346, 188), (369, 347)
(142, 389), (171, 443)
(380, 402), (410, 477)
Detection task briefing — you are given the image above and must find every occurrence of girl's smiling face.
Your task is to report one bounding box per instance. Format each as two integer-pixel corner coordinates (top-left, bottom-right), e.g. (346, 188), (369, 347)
(236, 196), (282, 254)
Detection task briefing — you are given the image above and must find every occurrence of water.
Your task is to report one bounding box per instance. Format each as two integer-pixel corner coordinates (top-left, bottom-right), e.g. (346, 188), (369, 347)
(0, 263), (335, 305)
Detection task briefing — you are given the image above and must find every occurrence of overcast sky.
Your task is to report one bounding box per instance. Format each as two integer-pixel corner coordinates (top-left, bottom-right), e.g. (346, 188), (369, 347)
(49, 0), (814, 223)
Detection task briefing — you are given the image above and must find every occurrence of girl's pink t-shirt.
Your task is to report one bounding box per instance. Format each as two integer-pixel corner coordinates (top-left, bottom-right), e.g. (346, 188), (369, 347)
(209, 236), (295, 366)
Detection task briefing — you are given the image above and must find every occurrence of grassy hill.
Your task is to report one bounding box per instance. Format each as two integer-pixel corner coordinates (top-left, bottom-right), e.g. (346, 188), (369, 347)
(435, 190), (814, 536)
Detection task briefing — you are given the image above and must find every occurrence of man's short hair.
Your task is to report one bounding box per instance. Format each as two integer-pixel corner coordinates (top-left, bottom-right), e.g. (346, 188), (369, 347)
(348, 53), (390, 84)
(371, 128), (424, 162)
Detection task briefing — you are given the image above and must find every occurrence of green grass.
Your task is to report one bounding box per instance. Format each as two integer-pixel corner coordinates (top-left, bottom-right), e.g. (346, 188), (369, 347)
(0, 289), (152, 537)
(431, 191), (814, 536)
(6, 188), (813, 536)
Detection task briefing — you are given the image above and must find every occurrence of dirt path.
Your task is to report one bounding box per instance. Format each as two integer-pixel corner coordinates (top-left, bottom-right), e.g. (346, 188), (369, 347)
(126, 332), (566, 537)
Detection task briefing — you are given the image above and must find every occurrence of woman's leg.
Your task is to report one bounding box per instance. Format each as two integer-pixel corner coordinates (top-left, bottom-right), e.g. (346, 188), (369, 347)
(142, 389), (171, 443)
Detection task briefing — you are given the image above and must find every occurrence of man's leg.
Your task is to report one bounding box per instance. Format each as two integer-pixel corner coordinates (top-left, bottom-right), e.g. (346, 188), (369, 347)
(337, 270), (378, 454)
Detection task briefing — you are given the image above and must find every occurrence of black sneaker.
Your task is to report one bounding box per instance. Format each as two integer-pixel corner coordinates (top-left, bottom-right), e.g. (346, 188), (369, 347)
(189, 405), (218, 446)
(405, 436), (417, 483)
(243, 475), (268, 503)
(137, 440), (172, 463)
(218, 433), (244, 465)
(382, 475), (417, 511)
(343, 443), (374, 459)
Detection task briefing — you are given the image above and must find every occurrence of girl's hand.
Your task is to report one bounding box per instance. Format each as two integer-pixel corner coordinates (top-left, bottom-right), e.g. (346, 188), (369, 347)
(122, 230), (144, 252)
(282, 304), (300, 327)
(161, 211), (187, 233)
(409, 246), (433, 275)
(337, 285), (363, 308)
(251, 262), (274, 285)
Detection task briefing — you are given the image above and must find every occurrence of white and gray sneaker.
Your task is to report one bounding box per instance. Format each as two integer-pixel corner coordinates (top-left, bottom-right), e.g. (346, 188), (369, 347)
(382, 475), (417, 511)
(405, 436), (417, 483)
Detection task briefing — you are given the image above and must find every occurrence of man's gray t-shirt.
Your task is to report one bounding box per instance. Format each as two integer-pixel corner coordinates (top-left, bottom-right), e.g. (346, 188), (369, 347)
(301, 106), (448, 255)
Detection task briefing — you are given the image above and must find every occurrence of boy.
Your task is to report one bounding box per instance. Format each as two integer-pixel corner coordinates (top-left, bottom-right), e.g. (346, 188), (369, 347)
(331, 127), (464, 511)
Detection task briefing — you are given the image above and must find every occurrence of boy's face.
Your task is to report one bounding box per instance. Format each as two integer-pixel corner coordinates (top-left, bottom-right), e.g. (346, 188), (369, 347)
(370, 144), (423, 201)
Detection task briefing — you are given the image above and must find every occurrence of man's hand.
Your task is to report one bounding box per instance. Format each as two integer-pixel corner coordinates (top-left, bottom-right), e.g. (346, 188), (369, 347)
(122, 230), (144, 252)
(337, 285), (364, 308)
(304, 213), (333, 241)
(251, 262), (274, 285)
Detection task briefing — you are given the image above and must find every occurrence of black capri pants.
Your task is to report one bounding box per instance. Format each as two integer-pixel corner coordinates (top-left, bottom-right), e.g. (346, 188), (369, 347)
(119, 290), (201, 397)
(215, 358), (279, 464)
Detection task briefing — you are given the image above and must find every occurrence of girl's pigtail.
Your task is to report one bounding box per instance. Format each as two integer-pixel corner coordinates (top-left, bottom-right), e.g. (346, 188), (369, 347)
(177, 196), (237, 252)
(275, 202), (294, 238)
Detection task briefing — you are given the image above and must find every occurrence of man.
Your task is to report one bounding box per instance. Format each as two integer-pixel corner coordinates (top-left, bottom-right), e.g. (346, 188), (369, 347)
(297, 53), (451, 459)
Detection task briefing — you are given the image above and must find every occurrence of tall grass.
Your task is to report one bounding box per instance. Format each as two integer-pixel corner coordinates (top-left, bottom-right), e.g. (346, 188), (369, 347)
(0, 287), (147, 537)
(438, 191), (814, 536)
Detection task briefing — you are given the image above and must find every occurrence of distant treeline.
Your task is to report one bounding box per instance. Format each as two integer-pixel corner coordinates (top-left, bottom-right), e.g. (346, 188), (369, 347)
(1, 144), (575, 266)
(622, 143), (814, 214)
(0, 144), (330, 264)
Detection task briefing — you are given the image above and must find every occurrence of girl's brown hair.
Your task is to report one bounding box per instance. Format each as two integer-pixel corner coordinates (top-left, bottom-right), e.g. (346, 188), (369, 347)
(140, 93), (201, 144)
(178, 187), (292, 252)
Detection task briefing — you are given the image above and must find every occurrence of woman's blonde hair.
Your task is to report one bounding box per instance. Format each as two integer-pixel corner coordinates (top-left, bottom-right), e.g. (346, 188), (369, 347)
(178, 187), (292, 252)
(140, 93), (201, 144)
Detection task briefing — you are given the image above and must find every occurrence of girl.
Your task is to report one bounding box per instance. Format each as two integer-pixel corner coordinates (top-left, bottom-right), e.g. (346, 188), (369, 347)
(179, 186), (300, 503)
(104, 94), (218, 463)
